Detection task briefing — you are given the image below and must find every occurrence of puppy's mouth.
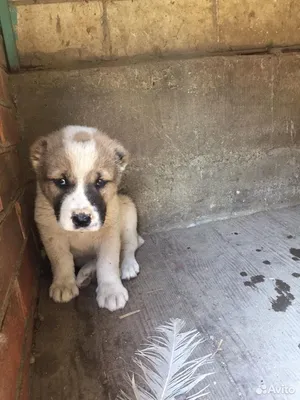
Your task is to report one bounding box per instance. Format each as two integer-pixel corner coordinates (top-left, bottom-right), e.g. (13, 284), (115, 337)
(57, 212), (103, 232)
(74, 223), (101, 232)
(59, 220), (102, 232)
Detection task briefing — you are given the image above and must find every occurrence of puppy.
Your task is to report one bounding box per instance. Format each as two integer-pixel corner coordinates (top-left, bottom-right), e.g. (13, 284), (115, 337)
(30, 125), (144, 311)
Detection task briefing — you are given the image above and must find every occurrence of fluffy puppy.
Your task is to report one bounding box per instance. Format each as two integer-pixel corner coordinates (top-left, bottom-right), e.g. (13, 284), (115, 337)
(30, 125), (143, 311)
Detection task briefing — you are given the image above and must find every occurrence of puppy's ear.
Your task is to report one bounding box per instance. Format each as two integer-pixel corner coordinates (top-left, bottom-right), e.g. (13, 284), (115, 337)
(30, 136), (48, 170)
(114, 142), (129, 172)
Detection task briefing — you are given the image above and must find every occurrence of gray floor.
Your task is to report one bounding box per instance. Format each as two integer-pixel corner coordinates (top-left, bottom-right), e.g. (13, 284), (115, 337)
(31, 206), (300, 400)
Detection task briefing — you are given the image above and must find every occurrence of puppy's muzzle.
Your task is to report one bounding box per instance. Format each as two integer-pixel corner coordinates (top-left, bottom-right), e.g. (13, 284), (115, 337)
(72, 212), (91, 229)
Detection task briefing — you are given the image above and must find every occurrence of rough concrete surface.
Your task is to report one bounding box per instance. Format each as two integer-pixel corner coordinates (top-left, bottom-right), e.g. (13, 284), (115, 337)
(11, 54), (300, 232)
(16, 2), (105, 67)
(14, 0), (300, 67)
(31, 207), (300, 399)
(107, 0), (216, 57)
(219, 0), (300, 47)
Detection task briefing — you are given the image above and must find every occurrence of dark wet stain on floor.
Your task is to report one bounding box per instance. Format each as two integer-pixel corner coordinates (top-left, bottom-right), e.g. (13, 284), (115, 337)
(263, 260), (271, 265)
(287, 235), (295, 239)
(292, 256), (299, 261)
(251, 275), (265, 284)
(240, 272), (247, 277)
(244, 275), (265, 288)
(256, 248), (262, 252)
(271, 279), (295, 312)
(290, 248), (300, 258)
(292, 273), (300, 278)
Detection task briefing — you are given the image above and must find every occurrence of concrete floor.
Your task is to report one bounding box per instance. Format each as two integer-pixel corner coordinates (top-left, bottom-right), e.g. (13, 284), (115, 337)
(31, 206), (300, 400)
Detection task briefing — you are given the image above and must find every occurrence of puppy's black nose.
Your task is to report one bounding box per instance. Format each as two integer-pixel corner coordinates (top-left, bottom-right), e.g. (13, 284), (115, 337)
(72, 213), (91, 228)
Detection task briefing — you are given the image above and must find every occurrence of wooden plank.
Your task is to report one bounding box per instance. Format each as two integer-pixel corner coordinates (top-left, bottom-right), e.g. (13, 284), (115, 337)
(11, 0), (97, 4)
(0, 2), (19, 71)
(0, 36), (7, 69)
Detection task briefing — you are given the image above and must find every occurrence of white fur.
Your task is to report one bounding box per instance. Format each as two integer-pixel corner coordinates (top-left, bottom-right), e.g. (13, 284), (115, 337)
(76, 255), (141, 285)
(96, 281), (129, 311)
(76, 260), (97, 287)
(58, 127), (102, 231)
(63, 127), (97, 178)
(63, 127), (130, 311)
(59, 185), (101, 231)
(121, 257), (140, 280)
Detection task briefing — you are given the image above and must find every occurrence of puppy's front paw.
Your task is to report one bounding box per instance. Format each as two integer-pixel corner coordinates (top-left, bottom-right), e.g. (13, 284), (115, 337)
(96, 282), (128, 311)
(121, 257), (140, 280)
(50, 280), (79, 303)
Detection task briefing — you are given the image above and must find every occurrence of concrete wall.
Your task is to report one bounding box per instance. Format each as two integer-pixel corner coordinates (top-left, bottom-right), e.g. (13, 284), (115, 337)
(11, 54), (300, 232)
(12, 0), (300, 67)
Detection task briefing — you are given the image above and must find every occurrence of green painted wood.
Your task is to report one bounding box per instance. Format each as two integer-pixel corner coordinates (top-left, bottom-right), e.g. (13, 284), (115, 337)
(0, 1), (19, 71)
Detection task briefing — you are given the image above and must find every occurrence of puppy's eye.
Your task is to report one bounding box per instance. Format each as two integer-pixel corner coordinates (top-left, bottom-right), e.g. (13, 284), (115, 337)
(53, 177), (69, 189)
(95, 177), (107, 189)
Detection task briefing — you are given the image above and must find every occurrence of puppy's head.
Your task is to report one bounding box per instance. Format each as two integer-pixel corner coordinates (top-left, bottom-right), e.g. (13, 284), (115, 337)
(30, 126), (129, 232)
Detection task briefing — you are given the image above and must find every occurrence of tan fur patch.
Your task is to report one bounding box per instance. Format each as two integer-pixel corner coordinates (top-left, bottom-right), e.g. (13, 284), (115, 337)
(43, 133), (72, 178)
(73, 132), (92, 143)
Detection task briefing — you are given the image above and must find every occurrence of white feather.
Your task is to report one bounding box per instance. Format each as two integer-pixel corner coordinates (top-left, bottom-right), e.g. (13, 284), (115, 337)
(117, 319), (214, 400)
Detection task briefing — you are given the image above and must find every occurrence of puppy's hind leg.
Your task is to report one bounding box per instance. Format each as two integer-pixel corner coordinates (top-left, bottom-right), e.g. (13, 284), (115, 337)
(137, 235), (145, 248)
(119, 195), (144, 280)
(76, 260), (97, 288)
